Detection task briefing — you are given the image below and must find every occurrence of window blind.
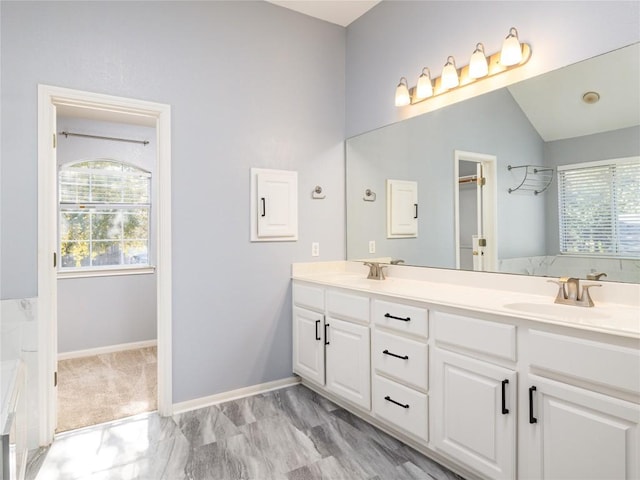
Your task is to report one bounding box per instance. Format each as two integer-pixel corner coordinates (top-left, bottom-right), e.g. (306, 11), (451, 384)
(58, 160), (151, 269)
(558, 157), (640, 257)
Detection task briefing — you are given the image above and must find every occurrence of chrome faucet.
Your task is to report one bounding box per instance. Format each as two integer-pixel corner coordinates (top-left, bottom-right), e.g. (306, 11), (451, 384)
(548, 277), (601, 307)
(364, 262), (388, 280)
(390, 259), (405, 265)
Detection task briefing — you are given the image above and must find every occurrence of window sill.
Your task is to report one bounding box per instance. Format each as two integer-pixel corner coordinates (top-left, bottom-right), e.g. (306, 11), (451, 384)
(558, 254), (640, 261)
(57, 266), (156, 279)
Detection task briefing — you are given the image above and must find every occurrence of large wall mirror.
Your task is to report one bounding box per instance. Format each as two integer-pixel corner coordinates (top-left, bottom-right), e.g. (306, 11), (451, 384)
(346, 43), (639, 283)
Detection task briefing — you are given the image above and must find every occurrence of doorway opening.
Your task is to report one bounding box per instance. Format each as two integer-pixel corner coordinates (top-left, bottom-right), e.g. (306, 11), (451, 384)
(454, 150), (497, 272)
(38, 85), (172, 444)
(55, 116), (158, 432)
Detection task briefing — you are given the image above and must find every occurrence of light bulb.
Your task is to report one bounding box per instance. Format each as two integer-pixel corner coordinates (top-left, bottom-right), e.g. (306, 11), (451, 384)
(441, 56), (459, 90)
(469, 43), (488, 79)
(501, 27), (523, 66)
(395, 77), (411, 107)
(415, 68), (433, 100)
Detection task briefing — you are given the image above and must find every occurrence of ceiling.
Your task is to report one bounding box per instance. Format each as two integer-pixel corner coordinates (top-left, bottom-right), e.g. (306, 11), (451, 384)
(508, 43), (640, 142)
(266, 0), (380, 27)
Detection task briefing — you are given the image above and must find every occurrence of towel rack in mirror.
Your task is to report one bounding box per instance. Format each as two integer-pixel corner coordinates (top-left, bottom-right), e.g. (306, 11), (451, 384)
(508, 164), (553, 195)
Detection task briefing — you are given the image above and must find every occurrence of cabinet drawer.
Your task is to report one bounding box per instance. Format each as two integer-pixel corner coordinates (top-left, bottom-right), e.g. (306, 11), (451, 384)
(373, 374), (428, 442)
(373, 300), (428, 338)
(373, 330), (428, 390)
(326, 290), (370, 324)
(433, 311), (516, 361)
(293, 283), (324, 312)
(529, 330), (640, 394)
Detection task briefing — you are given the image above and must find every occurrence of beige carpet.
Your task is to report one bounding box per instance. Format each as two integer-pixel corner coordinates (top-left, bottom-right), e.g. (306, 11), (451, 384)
(56, 346), (157, 433)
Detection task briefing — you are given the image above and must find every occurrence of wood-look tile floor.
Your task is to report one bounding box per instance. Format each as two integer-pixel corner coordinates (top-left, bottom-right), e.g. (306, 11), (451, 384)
(56, 346), (157, 432)
(28, 384), (464, 480)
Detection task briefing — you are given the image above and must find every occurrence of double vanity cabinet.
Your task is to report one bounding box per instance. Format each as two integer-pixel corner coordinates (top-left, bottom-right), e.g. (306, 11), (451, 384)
(291, 267), (640, 480)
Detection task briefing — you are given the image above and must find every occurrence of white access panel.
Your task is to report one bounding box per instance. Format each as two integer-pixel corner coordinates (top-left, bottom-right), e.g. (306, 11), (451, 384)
(386, 179), (418, 238)
(250, 168), (298, 241)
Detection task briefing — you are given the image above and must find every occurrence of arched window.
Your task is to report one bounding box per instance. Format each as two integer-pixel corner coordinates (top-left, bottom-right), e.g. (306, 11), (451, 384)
(58, 159), (151, 270)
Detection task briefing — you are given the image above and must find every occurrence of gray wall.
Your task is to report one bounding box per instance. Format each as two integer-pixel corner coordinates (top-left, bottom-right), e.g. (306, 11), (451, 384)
(346, 1), (640, 137)
(347, 88), (545, 267)
(1, 1), (345, 402)
(56, 117), (157, 353)
(544, 125), (640, 254)
(58, 275), (156, 353)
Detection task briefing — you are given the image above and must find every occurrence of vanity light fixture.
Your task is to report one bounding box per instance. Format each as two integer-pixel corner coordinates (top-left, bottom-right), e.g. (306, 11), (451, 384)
(441, 56), (459, 89)
(394, 27), (531, 107)
(394, 77), (411, 107)
(500, 27), (523, 66)
(469, 43), (489, 79)
(415, 67), (434, 100)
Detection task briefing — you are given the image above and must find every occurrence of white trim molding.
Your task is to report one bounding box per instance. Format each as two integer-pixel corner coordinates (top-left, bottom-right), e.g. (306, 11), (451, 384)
(57, 339), (158, 361)
(172, 376), (301, 415)
(37, 85), (173, 446)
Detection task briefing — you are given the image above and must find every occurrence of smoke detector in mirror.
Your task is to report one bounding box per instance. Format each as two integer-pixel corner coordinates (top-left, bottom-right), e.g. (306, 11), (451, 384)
(582, 91), (600, 104)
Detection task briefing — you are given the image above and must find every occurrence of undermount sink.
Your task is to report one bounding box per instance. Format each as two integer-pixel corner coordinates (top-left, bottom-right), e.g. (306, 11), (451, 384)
(503, 302), (611, 320)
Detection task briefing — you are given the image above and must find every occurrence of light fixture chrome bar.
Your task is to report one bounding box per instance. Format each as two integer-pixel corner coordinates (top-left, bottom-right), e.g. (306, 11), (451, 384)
(59, 131), (149, 145)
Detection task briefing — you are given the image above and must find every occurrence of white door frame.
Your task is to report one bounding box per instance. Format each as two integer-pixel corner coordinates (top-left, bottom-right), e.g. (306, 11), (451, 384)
(37, 85), (173, 445)
(454, 150), (498, 271)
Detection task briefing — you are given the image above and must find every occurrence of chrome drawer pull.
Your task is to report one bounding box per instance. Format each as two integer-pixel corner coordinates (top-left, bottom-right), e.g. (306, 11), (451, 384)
(384, 395), (409, 409)
(384, 313), (411, 322)
(382, 349), (409, 360)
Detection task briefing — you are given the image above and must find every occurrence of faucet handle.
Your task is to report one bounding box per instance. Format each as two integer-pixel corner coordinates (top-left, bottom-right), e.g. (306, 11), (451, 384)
(558, 276), (579, 284)
(579, 283), (601, 307)
(364, 261), (379, 279)
(379, 265), (388, 280)
(547, 279), (567, 301)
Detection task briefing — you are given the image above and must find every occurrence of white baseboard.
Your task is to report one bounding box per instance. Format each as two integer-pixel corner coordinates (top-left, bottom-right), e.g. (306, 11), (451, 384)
(172, 376), (301, 415)
(57, 339), (157, 361)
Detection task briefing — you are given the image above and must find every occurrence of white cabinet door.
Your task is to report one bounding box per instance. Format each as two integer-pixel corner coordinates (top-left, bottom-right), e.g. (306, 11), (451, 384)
(325, 317), (371, 410)
(292, 307), (325, 386)
(251, 168), (298, 241)
(432, 348), (516, 480)
(386, 179), (418, 238)
(525, 375), (639, 480)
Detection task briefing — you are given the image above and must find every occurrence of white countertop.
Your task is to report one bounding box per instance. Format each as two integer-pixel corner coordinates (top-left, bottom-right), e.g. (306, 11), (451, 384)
(292, 262), (640, 339)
